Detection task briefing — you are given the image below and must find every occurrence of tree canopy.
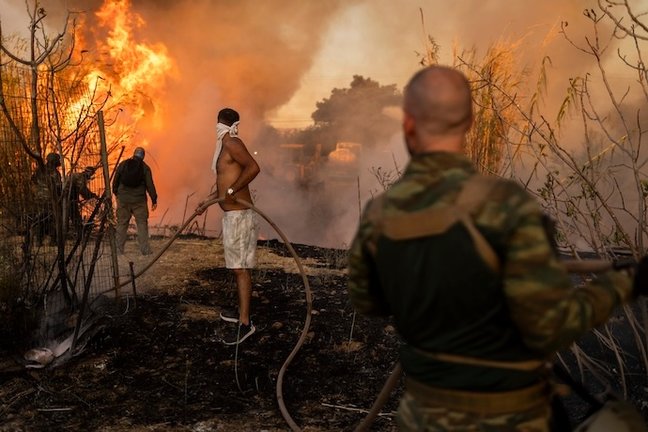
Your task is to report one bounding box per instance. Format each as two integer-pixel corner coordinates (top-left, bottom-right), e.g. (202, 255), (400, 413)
(295, 75), (401, 154)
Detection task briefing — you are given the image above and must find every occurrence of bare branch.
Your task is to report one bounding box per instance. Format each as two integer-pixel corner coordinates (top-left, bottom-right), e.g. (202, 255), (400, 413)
(598, 0), (648, 40)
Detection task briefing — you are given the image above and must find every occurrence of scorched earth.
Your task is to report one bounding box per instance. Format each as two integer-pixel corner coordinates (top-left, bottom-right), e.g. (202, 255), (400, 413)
(0, 237), (402, 432)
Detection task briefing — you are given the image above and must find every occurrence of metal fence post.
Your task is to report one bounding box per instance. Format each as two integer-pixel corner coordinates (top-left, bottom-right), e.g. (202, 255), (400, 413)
(97, 110), (121, 298)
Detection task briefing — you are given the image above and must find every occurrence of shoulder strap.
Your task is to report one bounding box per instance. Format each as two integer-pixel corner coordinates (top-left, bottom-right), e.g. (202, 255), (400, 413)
(455, 175), (501, 273)
(454, 174), (499, 212)
(364, 195), (385, 256)
(376, 174), (501, 273)
(368, 177), (535, 373)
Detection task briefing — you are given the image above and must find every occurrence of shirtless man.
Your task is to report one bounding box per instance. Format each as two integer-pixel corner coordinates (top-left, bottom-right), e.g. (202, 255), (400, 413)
(198, 108), (260, 345)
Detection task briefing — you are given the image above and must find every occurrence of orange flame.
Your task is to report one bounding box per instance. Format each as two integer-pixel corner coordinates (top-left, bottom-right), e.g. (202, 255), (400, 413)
(67, 0), (175, 146)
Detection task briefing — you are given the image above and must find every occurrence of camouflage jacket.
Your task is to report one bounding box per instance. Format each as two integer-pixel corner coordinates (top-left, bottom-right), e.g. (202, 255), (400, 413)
(69, 172), (98, 202)
(347, 152), (632, 391)
(31, 166), (62, 204)
(112, 158), (157, 206)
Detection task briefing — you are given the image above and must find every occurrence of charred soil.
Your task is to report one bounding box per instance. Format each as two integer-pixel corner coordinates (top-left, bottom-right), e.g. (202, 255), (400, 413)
(1, 238), (647, 431)
(0, 238), (402, 431)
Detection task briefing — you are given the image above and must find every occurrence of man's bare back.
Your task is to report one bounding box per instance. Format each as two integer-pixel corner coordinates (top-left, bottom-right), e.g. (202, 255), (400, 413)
(216, 133), (259, 211)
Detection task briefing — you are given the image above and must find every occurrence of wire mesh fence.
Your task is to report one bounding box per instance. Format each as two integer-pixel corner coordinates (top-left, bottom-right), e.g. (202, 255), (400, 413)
(0, 65), (121, 361)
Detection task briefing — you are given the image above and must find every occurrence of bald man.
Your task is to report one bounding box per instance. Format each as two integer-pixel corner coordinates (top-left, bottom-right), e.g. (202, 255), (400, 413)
(347, 66), (635, 431)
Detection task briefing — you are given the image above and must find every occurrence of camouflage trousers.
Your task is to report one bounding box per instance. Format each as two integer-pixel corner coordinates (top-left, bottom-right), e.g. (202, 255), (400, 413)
(397, 390), (552, 431)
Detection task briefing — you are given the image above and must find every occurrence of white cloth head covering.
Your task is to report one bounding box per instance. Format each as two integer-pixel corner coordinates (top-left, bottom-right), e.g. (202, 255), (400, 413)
(211, 121), (240, 173)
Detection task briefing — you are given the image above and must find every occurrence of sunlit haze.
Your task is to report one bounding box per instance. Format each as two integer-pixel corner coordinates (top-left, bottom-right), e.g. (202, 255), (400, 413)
(1, 0), (640, 247)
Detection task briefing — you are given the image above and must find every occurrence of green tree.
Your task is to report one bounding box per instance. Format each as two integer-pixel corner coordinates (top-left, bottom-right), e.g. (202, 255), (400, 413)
(308, 75), (401, 153)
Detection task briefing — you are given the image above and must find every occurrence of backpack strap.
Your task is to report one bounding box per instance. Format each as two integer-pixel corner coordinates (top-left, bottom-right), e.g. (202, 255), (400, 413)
(455, 175), (501, 273)
(367, 176), (548, 377)
(373, 174), (501, 273)
(382, 206), (459, 239)
(454, 174), (499, 211)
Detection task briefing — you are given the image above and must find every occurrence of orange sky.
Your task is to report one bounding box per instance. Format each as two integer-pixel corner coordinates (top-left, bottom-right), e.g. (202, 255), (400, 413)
(5, 0), (621, 129)
(2, 0), (641, 247)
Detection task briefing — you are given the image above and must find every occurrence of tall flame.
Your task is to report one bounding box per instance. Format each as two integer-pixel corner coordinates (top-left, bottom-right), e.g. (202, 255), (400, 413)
(87, 0), (175, 139)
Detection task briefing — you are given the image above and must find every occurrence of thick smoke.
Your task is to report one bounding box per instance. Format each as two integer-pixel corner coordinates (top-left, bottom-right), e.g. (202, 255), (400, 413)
(3, 0), (633, 248)
(121, 1), (353, 244)
(7, 0), (351, 244)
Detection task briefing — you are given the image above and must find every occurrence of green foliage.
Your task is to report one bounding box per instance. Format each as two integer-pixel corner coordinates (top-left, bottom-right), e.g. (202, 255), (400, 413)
(308, 75), (401, 152)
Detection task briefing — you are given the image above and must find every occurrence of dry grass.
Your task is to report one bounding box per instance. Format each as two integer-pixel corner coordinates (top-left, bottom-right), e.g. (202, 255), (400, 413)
(120, 237), (345, 297)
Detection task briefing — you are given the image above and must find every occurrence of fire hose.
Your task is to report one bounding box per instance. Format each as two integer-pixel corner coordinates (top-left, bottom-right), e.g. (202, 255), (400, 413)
(108, 196), (312, 431)
(102, 196), (635, 432)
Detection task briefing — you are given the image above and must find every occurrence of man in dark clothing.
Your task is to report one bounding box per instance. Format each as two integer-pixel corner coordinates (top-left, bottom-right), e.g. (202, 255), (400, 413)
(112, 147), (157, 255)
(347, 66), (642, 431)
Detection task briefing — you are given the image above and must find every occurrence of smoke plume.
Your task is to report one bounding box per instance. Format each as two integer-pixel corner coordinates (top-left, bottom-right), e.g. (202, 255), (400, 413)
(3, 0), (632, 248)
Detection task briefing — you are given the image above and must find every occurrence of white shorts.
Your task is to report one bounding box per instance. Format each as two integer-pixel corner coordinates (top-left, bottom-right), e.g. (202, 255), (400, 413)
(222, 209), (259, 269)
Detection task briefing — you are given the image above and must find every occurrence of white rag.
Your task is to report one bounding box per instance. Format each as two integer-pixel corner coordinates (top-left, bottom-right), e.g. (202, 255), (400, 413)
(211, 121), (240, 173)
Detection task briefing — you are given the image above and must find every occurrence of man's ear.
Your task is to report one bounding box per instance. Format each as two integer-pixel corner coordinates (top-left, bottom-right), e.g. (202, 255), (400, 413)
(402, 112), (417, 153)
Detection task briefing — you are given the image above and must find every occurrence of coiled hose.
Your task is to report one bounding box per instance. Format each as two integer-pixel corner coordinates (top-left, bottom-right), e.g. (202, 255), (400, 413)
(110, 196), (314, 431)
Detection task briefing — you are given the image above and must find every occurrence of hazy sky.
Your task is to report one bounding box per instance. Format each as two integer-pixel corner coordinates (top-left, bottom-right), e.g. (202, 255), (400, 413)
(266, 2), (423, 128)
(1, 0), (644, 247)
(2, 0), (637, 129)
(266, 0), (641, 129)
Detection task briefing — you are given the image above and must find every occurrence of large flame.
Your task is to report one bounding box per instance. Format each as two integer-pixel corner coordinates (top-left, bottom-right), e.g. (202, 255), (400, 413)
(69, 0), (175, 146)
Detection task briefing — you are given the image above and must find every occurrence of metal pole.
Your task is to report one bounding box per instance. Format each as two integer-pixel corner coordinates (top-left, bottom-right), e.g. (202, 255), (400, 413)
(128, 261), (137, 307)
(97, 110), (121, 299)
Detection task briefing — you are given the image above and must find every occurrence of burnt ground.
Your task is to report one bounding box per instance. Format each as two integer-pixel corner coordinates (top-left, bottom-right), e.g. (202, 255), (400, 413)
(1, 237), (648, 431)
(0, 238), (402, 432)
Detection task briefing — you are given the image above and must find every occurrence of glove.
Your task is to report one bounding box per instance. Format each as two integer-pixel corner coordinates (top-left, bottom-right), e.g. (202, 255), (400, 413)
(633, 256), (648, 297)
